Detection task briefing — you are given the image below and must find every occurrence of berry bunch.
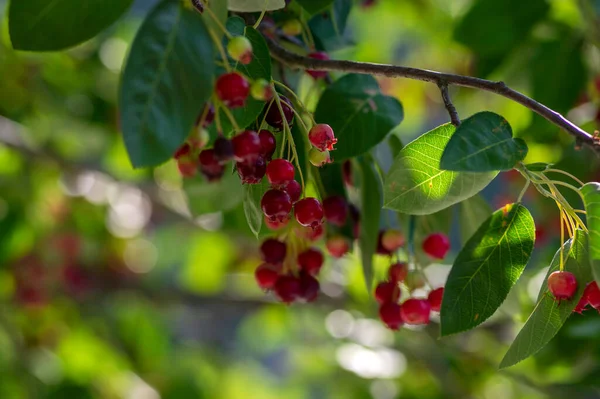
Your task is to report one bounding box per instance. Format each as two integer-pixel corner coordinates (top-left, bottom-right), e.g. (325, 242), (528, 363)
(547, 271), (600, 315)
(574, 281), (600, 313)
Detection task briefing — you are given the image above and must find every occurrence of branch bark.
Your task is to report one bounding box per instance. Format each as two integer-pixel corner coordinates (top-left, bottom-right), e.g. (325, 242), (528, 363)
(438, 83), (460, 127)
(265, 37), (599, 153)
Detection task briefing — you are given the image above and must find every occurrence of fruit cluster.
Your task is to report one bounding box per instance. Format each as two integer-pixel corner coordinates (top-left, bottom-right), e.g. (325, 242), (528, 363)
(547, 271), (600, 313)
(374, 232), (450, 330)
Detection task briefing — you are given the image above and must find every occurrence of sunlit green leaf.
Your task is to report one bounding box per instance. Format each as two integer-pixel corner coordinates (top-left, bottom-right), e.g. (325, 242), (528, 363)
(9, 0), (134, 51)
(296, 0), (335, 15)
(314, 74), (403, 162)
(440, 112), (528, 172)
(384, 123), (497, 215)
(581, 182), (600, 285)
(228, 0), (285, 12)
(441, 203), (535, 336)
(500, 231), (591, 368)
(120, 1), (214, 167)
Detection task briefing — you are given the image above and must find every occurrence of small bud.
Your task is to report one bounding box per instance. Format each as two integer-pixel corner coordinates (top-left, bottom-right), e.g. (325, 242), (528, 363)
(309, 147), (332, 167)
(282, 19), (303, 36)
(250, 79), (274, 101)
(227, 36), (253, 65)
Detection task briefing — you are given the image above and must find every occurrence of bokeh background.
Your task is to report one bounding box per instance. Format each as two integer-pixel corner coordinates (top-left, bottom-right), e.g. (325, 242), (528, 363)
(1, 0), (600, 397)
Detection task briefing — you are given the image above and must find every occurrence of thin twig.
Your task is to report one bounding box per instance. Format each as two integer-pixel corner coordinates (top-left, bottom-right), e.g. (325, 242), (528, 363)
(264, 36), (599, 154)
(438, 82), (460, 126)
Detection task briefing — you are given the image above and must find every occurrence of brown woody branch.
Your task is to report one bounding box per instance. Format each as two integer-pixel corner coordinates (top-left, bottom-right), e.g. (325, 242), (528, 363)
(438, 83), (460, 126)
(265, 37), (599, 153)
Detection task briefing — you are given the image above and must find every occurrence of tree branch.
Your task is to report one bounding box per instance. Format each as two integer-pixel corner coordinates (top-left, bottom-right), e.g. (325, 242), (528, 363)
(438, 82), (460, 126)
(265, 37), (599, 153)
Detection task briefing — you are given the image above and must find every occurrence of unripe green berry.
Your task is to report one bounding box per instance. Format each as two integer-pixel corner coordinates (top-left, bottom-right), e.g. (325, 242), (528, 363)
(309, 147), (332, 167)
(227, 36), (253, 65)
(189, 126), (210, 149)
(405, 270), (426, 291)
(250, 79), (274, 101)
(282, 19), (303, 36)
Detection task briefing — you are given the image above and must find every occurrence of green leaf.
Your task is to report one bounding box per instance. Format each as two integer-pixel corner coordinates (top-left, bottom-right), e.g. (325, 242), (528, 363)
(314, 74), (403, 162)
(8, 0), (134, 51)
(291, 123), (310, 185)
(581, 182), (600, 285)
(228, 0), (285, 12)
(309, 0), (352, 51)
(524, 162), (551, 172)
(387, 134), (404, 156)
(318, 163), (346, 198)
(500, 231), (591, 369)
(454, 0), (549, 76)
(441, 203), (535, 336)
(440, 112), (528, 172)
(243, 178), (270, 238)
(384, 123), (497, 215)
(296, 0), (335, 15)
(357, 156), (383, 292)
(459, 194), (492, 245)
(221, 18), (272, 135)
(120, 1), (215, 168)
(204, 0), (229, 37)
(184, 171), (243, 215)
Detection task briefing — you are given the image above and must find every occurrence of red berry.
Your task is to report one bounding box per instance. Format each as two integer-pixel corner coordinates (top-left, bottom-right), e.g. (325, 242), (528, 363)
(260, 238), (287, 264)
(197, 103), (215, 128)
(298, 248), (324, 275)
(381, 229), (405, 252)
(375, 281), (400, 304)
(308, 148), (332, 167)
(266, 159), (295, 187)
(273, 275), (302, 303)
(361, 0), (377, 9)
(258, 130), (276, 160)
(261, 189), (292, 222)
(213, 136), (234, 163)
(379, 302), (403, 330)
(388, 262), (408, 283)
(298, 272), (320, 302)
(232, 130), (262, 163)
(174, 142), (191, 159)
(376, 231), (393, 256)
(585, 281), (600, 309)
(255, 263), (279, 290)
(294, 198), (324, 228)
(326, 235), (350, 258)
(300, 224), (325, 241)
(308, 124), (337, 151)
(428, 287), (444, 312)
(547, 271), (577, 300)
(251, 79), (274, 101)
(198, 149), (225, 181)
(307, 51), (330, 79)
(227, 36), (253, 65)
(282, 180), (301, 203)
(342, 160), (353, 186)
(236, 156), (266, 184)
(323, 196), (348, 227)
(265, 96), (294, 131)
(422, 233), (450, 259)
(177, 159), (197, 178)
(400, 298), (431, 325)
(573, 294), (588, 314)
(264, 215), (289, 230)
(215, 72), (250, 108)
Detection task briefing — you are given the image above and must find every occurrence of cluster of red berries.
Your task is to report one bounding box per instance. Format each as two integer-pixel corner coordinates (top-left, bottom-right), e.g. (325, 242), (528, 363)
(374, 232), (450, 330)
(547, 271), (600, 313)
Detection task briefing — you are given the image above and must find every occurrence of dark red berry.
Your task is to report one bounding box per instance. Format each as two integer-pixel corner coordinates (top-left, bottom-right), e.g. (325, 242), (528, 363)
(342, 161), (353, 186)
(261, 189), (293, 222)
(258, 130), (276, 160)
(236, 156), (266, 184)
(298, 272), (319, 302)
(213, 136), (234, 163)
(174, 142), (191, 159)
(585, 281), (600, 309)
(379, 302), (403, 330)
(215, 72), (250, 108)
(294, 197), (324, 228)
(177, 159), (197, 178)
(422, 233), (450, 259)
(428, 287), (444, 312)
(326, 236), (350, 258)
(376, 231), (393, 255)
(308, 124), (337, 151)
(260, 238), (287, 264)
(264, 215), (289, 230)
(323, 196), (348, 227)
(548, 271), (577, 300)
(232, 130), (262, 163)
(255, 264), (279, 290)
(375, 281), (400, 304)
(400, 299), (431, 325)
(300, 223), (325, 241)
(198, 149), (225, 181)
(573, 294), (588, 314)
(274, 275), (302, 303)
(197, 103), (215, 127)
(388, 262), (408, 283)
(266, 159), (295, 187)
(307, 52), (330, 79)
(282, 180), (301, 203)
(265, 96), (294, 131)
(298, 248), (324, 275)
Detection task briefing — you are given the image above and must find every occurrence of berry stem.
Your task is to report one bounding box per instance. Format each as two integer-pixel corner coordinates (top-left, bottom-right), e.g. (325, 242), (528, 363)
(299, 15), (316, 50)
(274, 93), (305, 192)
(214, 100), (224, 134)
(252, 0), (269, 29)
(545, 168), (585, 186)
(207, 28), (232, 72)
(517, 179), (530, 203)
(559, 206), (565, 271)
(218, 101), (240, 131)
(196, 0), (232, 39)
(273, 80), (317, 125)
